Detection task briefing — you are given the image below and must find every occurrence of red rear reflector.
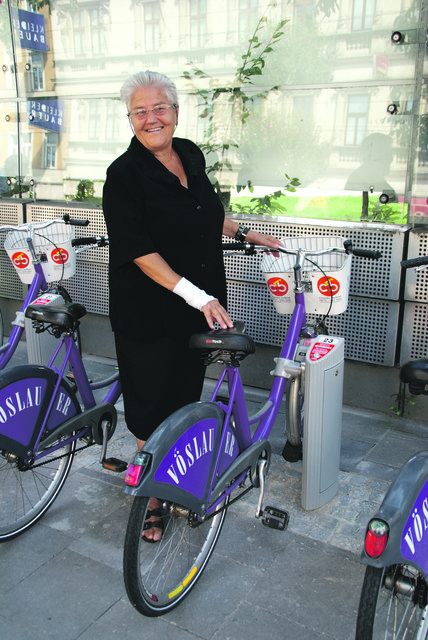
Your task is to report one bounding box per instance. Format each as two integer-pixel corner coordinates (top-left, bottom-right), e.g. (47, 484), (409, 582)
(125, 463), (144, 486)
(365, 520), (389, 557)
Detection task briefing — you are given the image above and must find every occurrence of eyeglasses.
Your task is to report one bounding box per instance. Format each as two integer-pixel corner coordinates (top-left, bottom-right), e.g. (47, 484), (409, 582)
(127, 105), (176, 120)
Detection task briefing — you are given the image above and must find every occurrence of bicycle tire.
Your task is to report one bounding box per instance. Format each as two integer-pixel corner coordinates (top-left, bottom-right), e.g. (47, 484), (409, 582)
(0, 371), (80, 542)
(123, 494), (228, 616)
(283, 376), (304, 461)
(356, 564), (428, 639)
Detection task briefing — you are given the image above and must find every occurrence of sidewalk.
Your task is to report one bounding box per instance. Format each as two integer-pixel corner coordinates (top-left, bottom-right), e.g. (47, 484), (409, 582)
(0, 348), (427, 640)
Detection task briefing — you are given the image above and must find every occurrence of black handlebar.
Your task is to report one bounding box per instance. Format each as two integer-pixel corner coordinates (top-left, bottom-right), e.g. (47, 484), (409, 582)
(62, 213), (90, 227)
(343, 239), (381, 260)
(71, 236), (108, 247)
(222, 240), (382, 260)
(222, 242), (256, 254)
(350, 248), (382, 259)
(401, 256), (428, 269)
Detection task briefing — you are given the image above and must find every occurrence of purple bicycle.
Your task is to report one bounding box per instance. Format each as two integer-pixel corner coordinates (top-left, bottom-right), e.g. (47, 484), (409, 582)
(122, 237), (381, 616)
(355, 255), (428, 640)
(0, 224), (124, 542)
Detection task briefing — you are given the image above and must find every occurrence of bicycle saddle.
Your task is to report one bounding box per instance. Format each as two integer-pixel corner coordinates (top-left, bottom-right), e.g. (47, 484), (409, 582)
(25, 302), (87, 330)
(400, 358), (428, 394)
(189, 322), (255, 360)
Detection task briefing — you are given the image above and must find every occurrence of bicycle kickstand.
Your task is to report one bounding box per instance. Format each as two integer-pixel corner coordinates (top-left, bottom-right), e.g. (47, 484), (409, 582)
(99, 420), (128, 473)
(255, 458), (290, 531)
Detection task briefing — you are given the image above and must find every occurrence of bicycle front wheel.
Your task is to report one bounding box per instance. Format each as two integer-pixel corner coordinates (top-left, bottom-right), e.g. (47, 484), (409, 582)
(356, 564), (428, 639)
(0, 440), (75, 541)
(123, 495), (228, 616)
(282, 376), (304, 461)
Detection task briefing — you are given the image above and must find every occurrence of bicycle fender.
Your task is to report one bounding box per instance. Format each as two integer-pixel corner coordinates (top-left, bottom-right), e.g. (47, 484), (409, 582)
(123, 401), (239, 515)
(361, 451), (428, 581)
(0, 365), (80, 458)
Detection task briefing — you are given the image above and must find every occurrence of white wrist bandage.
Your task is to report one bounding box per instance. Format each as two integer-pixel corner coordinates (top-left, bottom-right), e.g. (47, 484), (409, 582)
(173, 277), (216, 311)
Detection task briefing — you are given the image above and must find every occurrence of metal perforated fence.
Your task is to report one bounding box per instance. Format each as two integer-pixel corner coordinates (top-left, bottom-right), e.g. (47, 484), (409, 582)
(224, 217), (405, 365)
(0, 202), (420, 366)
(401, 230), (428, 362)
(0, 202), (26, 300)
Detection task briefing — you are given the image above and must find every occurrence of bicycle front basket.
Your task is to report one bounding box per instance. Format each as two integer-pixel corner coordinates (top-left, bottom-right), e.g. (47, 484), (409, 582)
(4, 221), (76, 284)
(261, 236), (351, 316)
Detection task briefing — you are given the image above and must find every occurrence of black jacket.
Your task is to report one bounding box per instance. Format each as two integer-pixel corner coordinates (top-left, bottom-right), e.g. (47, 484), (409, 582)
(102, 136), (227, 335)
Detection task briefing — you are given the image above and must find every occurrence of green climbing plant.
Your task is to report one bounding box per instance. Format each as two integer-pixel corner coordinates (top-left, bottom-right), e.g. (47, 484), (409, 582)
(182, 5), (300, 212)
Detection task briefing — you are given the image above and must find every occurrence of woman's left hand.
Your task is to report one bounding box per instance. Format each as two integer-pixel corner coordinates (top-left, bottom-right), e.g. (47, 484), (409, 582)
(246, 229), (284, 250)
(222, 219), (284, 250)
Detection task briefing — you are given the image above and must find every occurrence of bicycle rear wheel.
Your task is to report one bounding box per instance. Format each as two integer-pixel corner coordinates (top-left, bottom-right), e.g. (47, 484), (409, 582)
(0, 440), (75, 541)
(123, 495), (228, 616)
(356, 564), (428, 639)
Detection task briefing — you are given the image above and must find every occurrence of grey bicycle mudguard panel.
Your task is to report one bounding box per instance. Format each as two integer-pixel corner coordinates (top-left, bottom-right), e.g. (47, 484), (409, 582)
(123, 400), (243, 514)
(361, 451), (428, 581)
(0, 365), (80, 459)
(400, 359), (428, 385)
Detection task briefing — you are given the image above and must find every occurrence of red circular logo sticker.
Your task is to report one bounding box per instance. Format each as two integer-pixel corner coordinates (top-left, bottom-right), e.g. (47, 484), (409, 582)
(11, 251), (30, 269)
(267, 277), (288, 297)
(51, 247), (69, 264)
(317, 276), (340, 297)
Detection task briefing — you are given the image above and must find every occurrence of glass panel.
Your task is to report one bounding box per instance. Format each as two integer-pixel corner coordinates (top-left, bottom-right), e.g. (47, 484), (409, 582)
(0, 0), (424, 224)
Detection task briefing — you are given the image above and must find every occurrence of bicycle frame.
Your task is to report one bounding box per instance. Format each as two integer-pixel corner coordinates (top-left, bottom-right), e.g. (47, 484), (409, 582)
(123, 277), (309, 516)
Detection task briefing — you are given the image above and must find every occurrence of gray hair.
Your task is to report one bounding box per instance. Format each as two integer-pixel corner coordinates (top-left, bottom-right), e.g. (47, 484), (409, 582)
(120, 71), (179, 112)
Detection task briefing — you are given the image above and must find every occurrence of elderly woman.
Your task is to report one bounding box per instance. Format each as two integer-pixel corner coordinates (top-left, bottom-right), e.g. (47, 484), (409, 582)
(103, 71), (282, 539)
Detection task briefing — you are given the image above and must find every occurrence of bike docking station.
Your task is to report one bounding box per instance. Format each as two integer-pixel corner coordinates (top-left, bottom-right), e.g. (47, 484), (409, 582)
(263, 236), (349, 511)
(301, 335), (344, 510)
(274, 334), (345, 511)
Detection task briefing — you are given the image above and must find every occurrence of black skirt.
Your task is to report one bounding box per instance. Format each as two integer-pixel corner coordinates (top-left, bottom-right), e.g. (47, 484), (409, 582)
(114, 330), (206, 441)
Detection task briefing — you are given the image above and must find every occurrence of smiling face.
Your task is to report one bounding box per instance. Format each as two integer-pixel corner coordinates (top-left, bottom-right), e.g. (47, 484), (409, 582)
(129, 85), (178, 156)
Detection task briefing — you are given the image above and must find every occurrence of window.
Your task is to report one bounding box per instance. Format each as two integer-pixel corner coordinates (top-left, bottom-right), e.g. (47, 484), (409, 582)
(352, 0), (375, 31)
(293, 95), (313, 118)
(190, 0), (206, 49)
(294, 0), (314, 26)
(144, 2), (160, 51)
(30, 53), (44, 91)
(239, 0), (258, 39)
(88, 102), (101, 140)
(345, 95), (369, 145)
(72, 9), (106, 57)
(72, 12), (86, 57)
(90, 8), (105, 56)
(44, 133), (58, 169)
(106, 101), (120, 141)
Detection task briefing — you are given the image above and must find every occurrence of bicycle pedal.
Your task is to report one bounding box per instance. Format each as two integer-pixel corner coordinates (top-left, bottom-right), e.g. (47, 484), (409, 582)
(261, 506), (290, 531)
(102, 457), (128, 473)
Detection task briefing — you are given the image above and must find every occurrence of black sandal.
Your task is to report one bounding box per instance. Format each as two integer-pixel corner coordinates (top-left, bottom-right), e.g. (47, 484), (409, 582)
(142, 507), (165, 543)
